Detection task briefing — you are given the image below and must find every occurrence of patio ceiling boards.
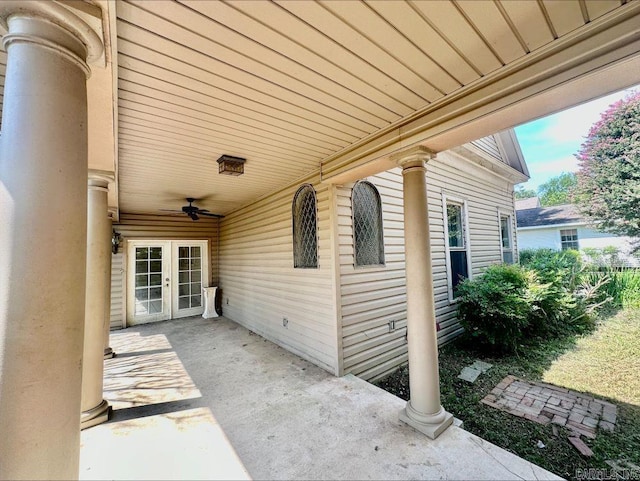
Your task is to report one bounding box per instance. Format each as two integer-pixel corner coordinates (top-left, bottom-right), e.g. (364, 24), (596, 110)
(3, 1), (640, 216)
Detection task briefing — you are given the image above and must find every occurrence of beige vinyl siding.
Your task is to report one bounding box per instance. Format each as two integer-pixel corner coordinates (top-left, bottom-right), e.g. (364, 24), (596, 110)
(470, 135), (502, 162)
(339, 150), (516, 382)
(110, 252), (125, 330)
(218, 173), (339, 375)
(109, 213), (219, 328)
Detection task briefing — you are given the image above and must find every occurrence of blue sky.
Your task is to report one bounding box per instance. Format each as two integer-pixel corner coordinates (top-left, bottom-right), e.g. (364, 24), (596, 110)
(514, 84), (639, 191)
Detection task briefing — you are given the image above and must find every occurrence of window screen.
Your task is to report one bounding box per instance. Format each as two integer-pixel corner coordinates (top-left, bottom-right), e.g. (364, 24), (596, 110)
(292, 185), (318, 268)
(352, 181), (384, 267)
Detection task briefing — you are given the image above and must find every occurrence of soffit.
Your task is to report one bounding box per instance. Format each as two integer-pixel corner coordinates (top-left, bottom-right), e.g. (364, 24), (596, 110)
(0, 0), (634, 217)
(113, 0), (633, 217)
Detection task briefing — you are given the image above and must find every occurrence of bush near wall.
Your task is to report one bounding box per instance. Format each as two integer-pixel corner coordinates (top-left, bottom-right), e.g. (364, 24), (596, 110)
(457, 250), (604, 353)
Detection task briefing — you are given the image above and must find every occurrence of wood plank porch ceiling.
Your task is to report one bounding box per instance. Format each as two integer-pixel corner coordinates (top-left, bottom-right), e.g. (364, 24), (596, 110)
(0, 1), (635, 217)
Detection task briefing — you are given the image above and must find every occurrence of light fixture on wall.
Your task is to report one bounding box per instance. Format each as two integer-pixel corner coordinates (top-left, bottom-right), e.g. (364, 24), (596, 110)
(216, 155), (246, 176)
(111, 230), (121, 254)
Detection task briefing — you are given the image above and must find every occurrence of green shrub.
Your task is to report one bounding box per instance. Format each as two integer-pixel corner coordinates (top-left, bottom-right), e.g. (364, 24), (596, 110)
(457, 264), (534, 352)
(457, 251), (609, 354)
(586, 267), (640, 309)
(519, 248), (599, 334)
(519, 248), (583, 290)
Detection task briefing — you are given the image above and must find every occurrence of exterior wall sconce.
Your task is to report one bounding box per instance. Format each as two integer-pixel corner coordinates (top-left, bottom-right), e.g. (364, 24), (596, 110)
(216, 155), (246, 176)
(111, 230), (121, 254)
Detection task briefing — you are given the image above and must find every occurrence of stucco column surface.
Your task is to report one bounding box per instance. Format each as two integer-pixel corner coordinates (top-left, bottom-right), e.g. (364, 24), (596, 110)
(81, 173), (113, 429)
(393, 146), (454, 439)
(0, 3), (103, 479)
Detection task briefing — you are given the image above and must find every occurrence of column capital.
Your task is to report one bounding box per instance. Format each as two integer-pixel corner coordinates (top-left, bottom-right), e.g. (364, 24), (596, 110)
(0, 1), (104, 76)
(390, 145), (437, 170)
(88, 170), (114, 191)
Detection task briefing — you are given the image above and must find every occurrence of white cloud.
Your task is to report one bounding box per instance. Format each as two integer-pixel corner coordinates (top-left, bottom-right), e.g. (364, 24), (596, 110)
(541, 90), (633, 142)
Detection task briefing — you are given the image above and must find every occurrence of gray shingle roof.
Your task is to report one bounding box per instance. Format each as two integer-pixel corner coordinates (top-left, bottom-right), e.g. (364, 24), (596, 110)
(516, 204), (585, 228)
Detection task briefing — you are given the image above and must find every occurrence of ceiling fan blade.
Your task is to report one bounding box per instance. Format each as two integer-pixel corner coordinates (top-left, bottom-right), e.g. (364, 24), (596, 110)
(159, 209), (185, 213)
(189, 212), (199, 221)
(199, 212), (225, 218)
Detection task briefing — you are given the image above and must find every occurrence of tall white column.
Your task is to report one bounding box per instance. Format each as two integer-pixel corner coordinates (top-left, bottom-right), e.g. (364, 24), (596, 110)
(81, 173), (113, 429)
(392, 146), (453, 439)
(0, 3), (103, 478)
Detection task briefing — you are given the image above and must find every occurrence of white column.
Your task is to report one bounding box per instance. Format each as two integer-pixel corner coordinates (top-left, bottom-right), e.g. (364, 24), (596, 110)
(392, 146), (453, 439)
(0, 3), (103, 478)
(81, 173), (113, 429)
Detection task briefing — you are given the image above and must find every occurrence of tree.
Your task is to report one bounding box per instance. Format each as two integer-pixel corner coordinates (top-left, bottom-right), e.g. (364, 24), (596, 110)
(538, 172), (577, 206)
(575, 91), (640, 239)
(515, 185), (536, 200)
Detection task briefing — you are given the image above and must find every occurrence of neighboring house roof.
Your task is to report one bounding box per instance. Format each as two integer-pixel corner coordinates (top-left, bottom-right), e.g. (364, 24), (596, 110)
(516, 204), (584, 228)
(515, 197), (541, 210)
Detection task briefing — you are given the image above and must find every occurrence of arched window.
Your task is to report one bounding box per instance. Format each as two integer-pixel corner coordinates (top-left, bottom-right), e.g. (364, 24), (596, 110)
(292, 184), (318, 268)
(352, 181), (384, 267)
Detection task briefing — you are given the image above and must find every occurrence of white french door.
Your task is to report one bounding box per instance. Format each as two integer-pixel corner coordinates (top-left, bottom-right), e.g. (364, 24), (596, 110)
(126, 240), (209, 325)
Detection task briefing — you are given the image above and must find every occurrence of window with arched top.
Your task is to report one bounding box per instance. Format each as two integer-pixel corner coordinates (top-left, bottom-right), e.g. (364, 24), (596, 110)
(352, 181), (384, 267)
(292, 184), (318, 268)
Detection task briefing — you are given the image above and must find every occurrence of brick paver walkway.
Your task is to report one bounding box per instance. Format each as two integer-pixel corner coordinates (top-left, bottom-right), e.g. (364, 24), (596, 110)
(481, 375), (617, 439)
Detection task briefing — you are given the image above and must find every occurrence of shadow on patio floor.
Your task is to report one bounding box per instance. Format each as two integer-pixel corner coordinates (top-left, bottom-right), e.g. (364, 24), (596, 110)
(80, 316), (561, 480)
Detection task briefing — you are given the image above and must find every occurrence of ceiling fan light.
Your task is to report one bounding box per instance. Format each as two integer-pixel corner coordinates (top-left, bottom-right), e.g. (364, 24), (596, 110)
(216, 155), (245, 176)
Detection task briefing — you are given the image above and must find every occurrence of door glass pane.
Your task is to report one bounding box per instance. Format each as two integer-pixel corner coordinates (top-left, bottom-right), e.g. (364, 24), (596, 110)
(134, 246), (164, 318)
(135, 260), (148, 274)
(135, 288), (149, 302)
(149, 300), (162, 314)
(175, 244), (204, 311)
(192, 295), (201, 307)
(135, 302), (148, 315)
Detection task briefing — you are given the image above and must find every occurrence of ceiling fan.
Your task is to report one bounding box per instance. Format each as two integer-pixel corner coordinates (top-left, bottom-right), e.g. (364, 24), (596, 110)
(160, 198), (224, 221)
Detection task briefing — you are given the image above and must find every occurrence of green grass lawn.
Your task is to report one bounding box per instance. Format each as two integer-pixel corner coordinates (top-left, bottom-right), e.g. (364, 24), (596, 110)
(375, 308), (640, 480)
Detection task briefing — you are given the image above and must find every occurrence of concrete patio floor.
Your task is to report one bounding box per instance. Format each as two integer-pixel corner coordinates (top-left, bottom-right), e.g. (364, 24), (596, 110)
(80, 316), (561, 480)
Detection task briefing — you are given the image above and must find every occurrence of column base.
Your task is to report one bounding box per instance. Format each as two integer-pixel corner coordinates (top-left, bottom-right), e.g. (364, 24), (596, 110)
(399, 400), (454, 439)
(81, 399), (111, 430)
(104, 347), (115, 359)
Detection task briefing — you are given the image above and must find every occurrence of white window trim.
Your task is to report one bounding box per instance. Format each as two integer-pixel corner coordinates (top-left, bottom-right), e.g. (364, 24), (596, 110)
(498, 209), (515, 264)
(442, 193), (472, 304)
